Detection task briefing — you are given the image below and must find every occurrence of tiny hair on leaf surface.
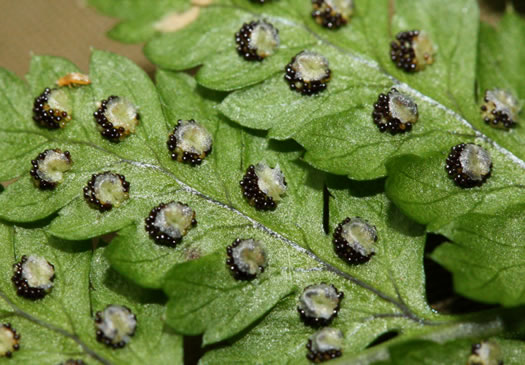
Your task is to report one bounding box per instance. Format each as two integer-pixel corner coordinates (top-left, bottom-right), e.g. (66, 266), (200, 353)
(0, 223), (182, 364)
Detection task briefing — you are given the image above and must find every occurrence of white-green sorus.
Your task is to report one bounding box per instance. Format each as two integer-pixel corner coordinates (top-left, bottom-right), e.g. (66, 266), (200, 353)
(153, 202), (195, 240)
(298, 284), (341, 321)
(412, 31), (436, 70)
(309, 327), (343, 353)
(388, 89), (418, 126)
(292, 51), (330, 83)
(47, 88), (72, 116)
(459, 144), (492, 182)
(35, 150), (72, 184)
(340, 218), (377, 257)
(249, 22), (279, 58)
(93, 173), (129, 207)
(255, 163), (287, 202)
(173, 120), (213, 157)
(230, 239), (267, 277)
(96, 305), (137, 346)
(482, 89), (521, 128)
(21, 255), (55, 290)
(103, 97), (139, 135)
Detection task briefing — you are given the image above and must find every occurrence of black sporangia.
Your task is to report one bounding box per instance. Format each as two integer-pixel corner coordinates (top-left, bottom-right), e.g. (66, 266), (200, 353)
(468, 341), (504, 365)
(167, 119), (213, 166)
(372, 88), (418, 134)
(306, 327), (343, 363)
(311, 0), (354, 29)
(240, 163), (287, 211)
(481, 89), (520, 129)
(95, 305), (137, 349)
(284, 51), (331, 95)
(0, 323), (20, 358)
(235, 20), (279, 61)
(390, 30), (435, 72)
(93, 96), (140, 142)
(445, 143), (492, 188)
(83, 172), (130, 211)
(333, 217), (378, 265)
(12, 255), (55, 300)
(33, 88), (72, 129)
(297, 283), (344, 327)
(145, 201), (197, 247)
(226, 238), (267, 280)
(30, 149), (72, 190)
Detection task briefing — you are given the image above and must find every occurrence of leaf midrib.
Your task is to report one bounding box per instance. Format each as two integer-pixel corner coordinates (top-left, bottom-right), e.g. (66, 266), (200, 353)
(4, 122), (430, 323)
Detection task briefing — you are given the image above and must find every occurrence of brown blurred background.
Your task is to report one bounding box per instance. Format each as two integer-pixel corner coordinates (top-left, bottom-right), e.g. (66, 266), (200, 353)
(0, 0), (154, 77)
(0, 0), (523, 78)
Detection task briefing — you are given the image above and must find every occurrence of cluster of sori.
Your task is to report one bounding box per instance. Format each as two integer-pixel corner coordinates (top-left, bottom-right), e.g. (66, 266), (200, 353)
(233, 11), (518, 188)
(33, 75), (141, 142)
(141, 163), (286, 243)
(141, 196), (369, 362)
(297, 284), (344, 361)
(292, 190), (495, 363)
(369, 86), (495, 189)
(286, 214), (379, 361)
(230, 4), (517, 361)
(23, 75), (225, 358)
(16, 1), (521, 362)
(6, 253), (138, 357)
(234, 19), (332, 95)
(30, 74), (216, 211)
(27, 83), (504, 364)
(221, 236), (348, 362)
